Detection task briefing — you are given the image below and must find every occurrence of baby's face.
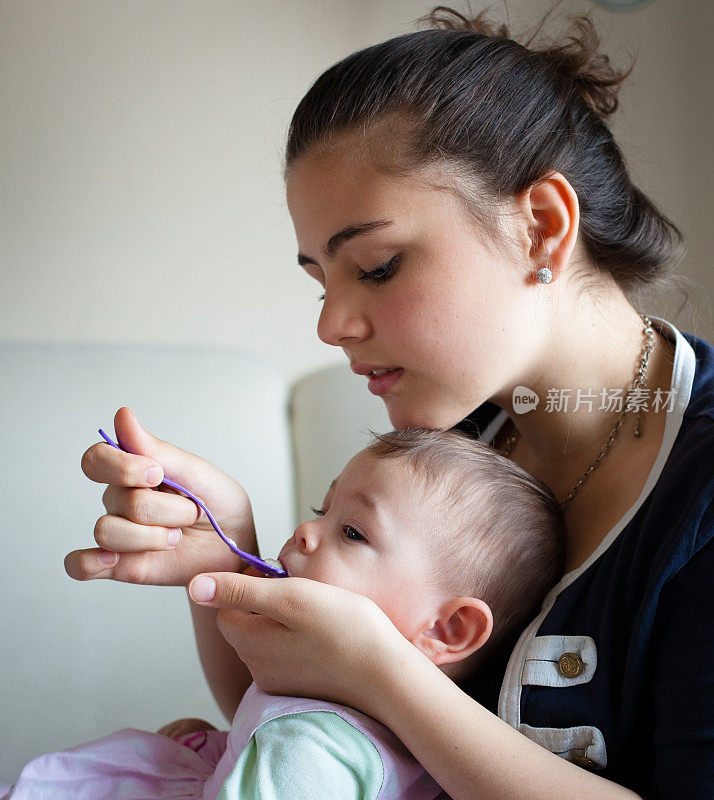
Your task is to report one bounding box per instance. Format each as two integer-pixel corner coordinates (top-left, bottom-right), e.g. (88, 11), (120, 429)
(278, 450), (447, 639)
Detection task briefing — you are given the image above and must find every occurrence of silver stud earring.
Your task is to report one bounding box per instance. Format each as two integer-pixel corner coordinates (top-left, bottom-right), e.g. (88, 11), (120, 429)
(536, 266), (553, 284)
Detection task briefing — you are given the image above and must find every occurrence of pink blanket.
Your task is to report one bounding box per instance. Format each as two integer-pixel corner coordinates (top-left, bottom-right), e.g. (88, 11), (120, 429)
(3, 728), (228, 799)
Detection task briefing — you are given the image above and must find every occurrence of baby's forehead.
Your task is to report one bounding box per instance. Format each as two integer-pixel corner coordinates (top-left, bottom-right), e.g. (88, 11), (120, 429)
(338, 448), (409, 481)
(334, 450), (442, 502)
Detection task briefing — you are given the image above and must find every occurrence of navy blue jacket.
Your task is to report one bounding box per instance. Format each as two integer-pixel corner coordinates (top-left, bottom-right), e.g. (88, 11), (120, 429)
(457, 319), (714, 798)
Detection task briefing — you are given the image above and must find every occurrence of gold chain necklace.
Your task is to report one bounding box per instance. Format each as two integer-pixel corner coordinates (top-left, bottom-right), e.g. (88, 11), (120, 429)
(500, 314), (656, 512)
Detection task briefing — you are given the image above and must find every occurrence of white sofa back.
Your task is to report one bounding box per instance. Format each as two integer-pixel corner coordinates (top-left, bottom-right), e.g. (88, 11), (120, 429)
(0, 342), (390, 784)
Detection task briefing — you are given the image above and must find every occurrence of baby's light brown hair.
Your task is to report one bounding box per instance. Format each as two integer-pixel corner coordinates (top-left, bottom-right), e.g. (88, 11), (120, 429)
(366, 427), (566, 676)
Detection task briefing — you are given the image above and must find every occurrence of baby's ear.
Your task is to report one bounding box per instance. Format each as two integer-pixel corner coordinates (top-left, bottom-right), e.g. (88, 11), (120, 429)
(411, 598), (493, 666)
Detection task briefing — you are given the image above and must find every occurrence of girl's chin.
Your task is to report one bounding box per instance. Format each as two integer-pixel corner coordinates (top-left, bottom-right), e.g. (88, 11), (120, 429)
(384, 398), (470, 431)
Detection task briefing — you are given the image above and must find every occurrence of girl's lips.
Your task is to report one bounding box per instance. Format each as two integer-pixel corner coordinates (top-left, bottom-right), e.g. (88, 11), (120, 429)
(350, 363), (402, 376)
(367, 367), (404, 395)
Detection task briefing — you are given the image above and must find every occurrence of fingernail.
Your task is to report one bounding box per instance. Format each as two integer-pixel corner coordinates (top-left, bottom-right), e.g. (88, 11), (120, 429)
(98, 550), (119, 566)
(145, 466), (163, 485)
(168, 528), (182, 547)
(189, 576), (216, 602)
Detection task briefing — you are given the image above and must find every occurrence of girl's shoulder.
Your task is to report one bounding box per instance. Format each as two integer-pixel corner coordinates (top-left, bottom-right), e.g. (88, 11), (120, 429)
(650, 327), (714, 557)
(681, 328), (714, 423)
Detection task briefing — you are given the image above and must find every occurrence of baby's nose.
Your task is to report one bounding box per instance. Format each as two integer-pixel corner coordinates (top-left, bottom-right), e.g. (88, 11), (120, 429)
(294, 521), (320, 554)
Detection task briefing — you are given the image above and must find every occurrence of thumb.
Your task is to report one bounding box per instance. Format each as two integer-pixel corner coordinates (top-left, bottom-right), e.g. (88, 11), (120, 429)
(114, 406), (162, 459)
(112, 406), (223, 499)
(188, 571), (317, 628)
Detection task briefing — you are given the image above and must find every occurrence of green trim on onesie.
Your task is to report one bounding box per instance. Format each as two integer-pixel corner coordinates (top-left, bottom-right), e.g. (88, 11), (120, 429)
(217, 710), (385, 800)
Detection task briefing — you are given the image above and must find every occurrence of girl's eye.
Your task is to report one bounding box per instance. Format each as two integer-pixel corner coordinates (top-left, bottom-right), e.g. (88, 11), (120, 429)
(316, 255), (399, 302)
(310, 506), (326, 517)
(358, 254), (399, 284)
(343, 525), (367, 542)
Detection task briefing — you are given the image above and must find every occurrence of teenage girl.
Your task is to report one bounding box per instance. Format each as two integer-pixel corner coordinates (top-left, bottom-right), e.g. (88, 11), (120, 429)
(69, 5), (714, 798)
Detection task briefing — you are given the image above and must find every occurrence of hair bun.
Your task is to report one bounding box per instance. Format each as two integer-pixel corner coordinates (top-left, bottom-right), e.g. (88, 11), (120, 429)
(534, 14), (635, 118)
(419, 4), (636, 119)
(418, 5), (513, 38)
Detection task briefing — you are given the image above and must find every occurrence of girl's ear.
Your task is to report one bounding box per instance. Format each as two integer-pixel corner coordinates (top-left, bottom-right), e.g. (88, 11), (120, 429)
(410, 598), (493, 666)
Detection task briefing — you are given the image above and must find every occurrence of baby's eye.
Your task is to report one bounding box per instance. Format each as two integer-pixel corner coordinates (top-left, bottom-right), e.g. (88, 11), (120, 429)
(342, 525), (367, 542)
(310, 506), (326, 517)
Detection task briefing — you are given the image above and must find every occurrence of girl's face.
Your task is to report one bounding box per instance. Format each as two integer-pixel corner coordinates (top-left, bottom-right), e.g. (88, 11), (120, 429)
(285, 144), (537, 429)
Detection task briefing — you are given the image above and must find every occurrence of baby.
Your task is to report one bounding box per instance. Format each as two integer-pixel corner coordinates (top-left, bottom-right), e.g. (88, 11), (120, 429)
(4, 428), (565, 800)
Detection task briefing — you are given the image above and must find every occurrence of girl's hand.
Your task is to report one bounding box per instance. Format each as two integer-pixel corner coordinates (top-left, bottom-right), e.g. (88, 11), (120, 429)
(156, 717), (218, 738)
(65, 406), (257, 587)
(186, 570), (421, 720)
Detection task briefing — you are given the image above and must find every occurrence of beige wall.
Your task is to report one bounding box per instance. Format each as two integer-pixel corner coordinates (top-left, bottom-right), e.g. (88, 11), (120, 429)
(2, 0), (712, 382)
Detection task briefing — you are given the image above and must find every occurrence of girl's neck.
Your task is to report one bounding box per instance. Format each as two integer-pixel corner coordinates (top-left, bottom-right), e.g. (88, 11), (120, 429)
(491, 290), (675, 479)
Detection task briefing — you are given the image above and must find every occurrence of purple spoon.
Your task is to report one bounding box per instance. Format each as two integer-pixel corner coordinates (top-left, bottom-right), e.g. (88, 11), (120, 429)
(97, 428), (288, 578)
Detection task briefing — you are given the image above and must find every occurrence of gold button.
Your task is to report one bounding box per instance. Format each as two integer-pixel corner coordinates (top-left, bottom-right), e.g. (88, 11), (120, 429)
(571, 756), (599, 770)
(557, 652), (584, 678)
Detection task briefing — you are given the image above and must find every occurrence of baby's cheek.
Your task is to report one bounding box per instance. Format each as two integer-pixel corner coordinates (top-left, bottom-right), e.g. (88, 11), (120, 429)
(318, 568), (384, 607)
(352, 586), (414, 639)
(377, 603), (414, 639)
(296, 562), (334, 585)
(298, 561), (411, 631)
(326, 571), (372, 597)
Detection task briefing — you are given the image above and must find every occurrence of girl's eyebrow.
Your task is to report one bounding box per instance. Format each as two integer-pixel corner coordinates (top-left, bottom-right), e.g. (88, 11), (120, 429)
(297, 219), (394, 267)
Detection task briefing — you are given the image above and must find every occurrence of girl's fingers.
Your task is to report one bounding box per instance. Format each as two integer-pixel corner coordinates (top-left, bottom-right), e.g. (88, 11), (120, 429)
(82, 440), (165, 488)
(65, 542), (242, 586)
(111, 407), (237, 504)
(188, 571), (353, 628)
(64, 546), (181, 585)
(64, 547), (123, 581)
(81, 407), (222, 501)
(94, 514), (183, 553)
(101, 485), (201, 527)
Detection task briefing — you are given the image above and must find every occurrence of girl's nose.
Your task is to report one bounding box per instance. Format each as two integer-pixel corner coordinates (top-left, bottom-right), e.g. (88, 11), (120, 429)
(294, 521), (320, 554)
(316, 289), (371, 346)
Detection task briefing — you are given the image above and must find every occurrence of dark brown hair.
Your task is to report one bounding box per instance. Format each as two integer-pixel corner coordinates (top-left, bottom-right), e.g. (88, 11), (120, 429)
(366, 428), (566, 670)
(283, 2), (688, 302)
